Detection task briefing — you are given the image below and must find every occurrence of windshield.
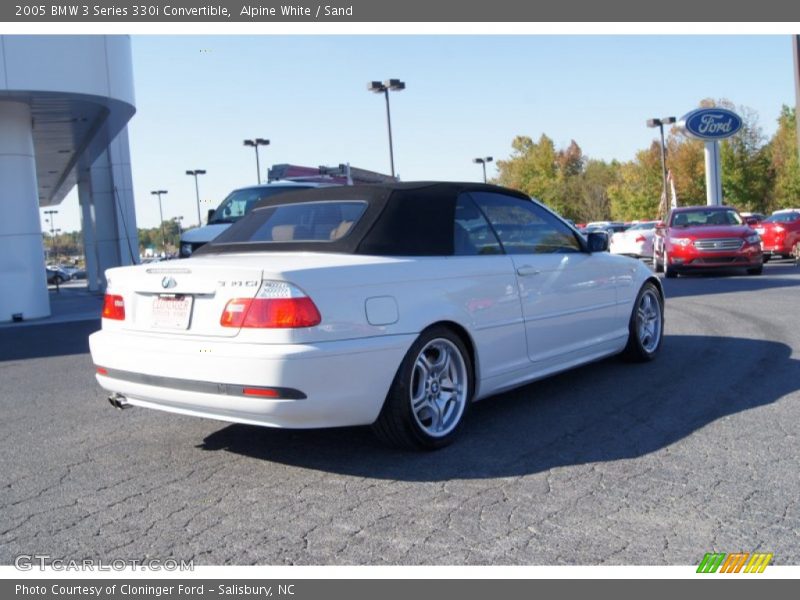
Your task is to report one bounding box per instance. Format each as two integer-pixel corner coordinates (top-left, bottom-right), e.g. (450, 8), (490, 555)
(764, 212), (800, 223)
(208, 186), (314, 224)
(670, 209), (742, 227)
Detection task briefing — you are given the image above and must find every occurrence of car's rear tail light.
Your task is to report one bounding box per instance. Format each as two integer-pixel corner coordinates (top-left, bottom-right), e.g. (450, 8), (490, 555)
(96, 366), (108, 376)
(635, 235), (646, 243)
(102, 294), (125, 320)
(220, 281), (321, 329)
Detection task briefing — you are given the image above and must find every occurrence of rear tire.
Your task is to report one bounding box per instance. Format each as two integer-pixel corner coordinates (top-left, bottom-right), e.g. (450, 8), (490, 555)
(372, 326), (473, 450)
(622, 282), (664, 362)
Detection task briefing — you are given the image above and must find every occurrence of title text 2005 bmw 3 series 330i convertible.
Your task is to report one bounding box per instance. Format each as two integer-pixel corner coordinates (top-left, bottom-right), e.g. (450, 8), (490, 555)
(90, 182), (664, 450)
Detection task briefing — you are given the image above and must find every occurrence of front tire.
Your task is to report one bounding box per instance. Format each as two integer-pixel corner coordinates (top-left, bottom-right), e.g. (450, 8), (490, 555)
(372, 326), (473, 450)
(664, 251), (678, 278)
(622, 282), (664, 362)
(654, 249), (664, 273)
(747, 264), (763, 275)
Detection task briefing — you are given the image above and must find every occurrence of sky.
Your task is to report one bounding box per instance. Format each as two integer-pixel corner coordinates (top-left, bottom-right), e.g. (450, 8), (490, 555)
(45, 35), (797, 233)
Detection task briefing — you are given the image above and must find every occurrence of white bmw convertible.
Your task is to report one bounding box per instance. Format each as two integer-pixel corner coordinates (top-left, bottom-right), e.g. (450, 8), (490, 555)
(90, 182), (664, 450)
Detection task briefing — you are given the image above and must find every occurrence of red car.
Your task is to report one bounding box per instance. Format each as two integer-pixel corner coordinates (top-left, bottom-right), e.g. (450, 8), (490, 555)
(653, 206), (763, 278)
(754, 209), (800, 261)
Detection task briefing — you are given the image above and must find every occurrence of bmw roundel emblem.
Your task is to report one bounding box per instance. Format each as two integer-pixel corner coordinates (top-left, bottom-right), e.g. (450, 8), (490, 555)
(161, 276), (177, 289)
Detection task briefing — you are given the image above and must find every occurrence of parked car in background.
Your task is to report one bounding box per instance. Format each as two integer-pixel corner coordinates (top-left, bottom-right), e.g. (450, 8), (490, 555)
(610, 220), (659, 260)
(754, 209), (800, 261)
(582, 221), (628, 236)
(653, 206), (762, 278)
(90, 182), (663, 450)
(46, 265), (71, 284)
(740, 211), (766, 223)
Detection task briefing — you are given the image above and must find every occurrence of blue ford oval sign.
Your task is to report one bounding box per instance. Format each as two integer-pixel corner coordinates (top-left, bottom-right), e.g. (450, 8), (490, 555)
(680, 108), (742, 140)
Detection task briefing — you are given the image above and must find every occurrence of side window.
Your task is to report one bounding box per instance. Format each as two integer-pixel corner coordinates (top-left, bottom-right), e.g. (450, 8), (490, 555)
(469, 192), (582, 254)
(453, 194), (503, 256)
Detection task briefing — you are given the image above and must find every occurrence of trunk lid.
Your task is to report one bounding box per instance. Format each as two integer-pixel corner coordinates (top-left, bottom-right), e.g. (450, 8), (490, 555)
(111, 262), (264, 338)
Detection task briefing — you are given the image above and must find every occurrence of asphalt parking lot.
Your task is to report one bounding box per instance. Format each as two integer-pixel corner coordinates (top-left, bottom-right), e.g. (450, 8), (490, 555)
(1, 261), (799, 565)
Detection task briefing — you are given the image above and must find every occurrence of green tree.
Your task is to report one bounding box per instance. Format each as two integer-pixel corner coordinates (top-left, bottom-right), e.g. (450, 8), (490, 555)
(608, 142), (662, 221)
(572, 159), (618, 222)
(495, 135), (592, 219)
(138, 228), (154, 252)
(767, 105), (800, 210)
(718, 105), (771, 211)
(666, 133), (705, 206)
(495, 134), (561, 207)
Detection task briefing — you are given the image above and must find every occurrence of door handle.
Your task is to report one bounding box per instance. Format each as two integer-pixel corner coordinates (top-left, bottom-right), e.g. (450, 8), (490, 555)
(516, 265), (541, 276)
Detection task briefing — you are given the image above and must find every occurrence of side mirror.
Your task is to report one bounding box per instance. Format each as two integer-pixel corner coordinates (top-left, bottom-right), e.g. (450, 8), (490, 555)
(745, 216), (758, 226)
(206, 209), (215, 224)
(586, 231), (609, 253)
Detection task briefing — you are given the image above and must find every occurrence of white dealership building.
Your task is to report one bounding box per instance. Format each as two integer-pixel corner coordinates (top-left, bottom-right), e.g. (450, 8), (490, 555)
(0, 35), (138, 322)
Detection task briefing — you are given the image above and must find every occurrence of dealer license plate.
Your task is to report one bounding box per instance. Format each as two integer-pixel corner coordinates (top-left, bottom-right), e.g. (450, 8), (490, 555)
(151, 295), (193, 330)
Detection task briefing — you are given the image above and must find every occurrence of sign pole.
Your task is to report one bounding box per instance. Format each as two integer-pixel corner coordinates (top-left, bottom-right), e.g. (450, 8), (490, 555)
(704, 140), (722, 206)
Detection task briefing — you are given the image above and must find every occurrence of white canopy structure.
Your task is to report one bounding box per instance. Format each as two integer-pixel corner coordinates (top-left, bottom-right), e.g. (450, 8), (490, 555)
(0, 35), (138, 322)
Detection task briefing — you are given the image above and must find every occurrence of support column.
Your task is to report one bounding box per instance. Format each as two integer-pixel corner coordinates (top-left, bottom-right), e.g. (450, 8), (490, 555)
(0, 102), (49, 321)
(78, 170), (100, 292)
(704, 140), (723, 206)
(83, 126), (138, 290)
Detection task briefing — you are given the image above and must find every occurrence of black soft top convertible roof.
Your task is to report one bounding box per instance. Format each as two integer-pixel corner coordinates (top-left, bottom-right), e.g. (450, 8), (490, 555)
(196, 181), (531, 256)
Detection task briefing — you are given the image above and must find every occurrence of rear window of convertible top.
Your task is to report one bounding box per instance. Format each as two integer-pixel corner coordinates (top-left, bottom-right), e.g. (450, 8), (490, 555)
(211, 201), (368, 244)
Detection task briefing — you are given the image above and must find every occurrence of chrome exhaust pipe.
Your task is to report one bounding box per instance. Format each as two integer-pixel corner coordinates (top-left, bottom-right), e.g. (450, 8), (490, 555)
(108, 394), (132, 410)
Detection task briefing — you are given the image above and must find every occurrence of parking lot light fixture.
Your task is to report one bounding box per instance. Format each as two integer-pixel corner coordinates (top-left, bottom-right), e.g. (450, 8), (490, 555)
(368, 79), (405, 178)
(150, 190), (168, 255)
(185, 170), (206, 226)
(243, 138), (270, 184)
(647, 116), (676, 218)
(473, 157), (494, 183)
(43, 209), (58, 261)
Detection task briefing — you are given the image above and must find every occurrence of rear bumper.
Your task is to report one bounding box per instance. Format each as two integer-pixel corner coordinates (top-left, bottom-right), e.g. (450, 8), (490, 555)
(610, 241), (652, 258)
(89, 329), (414, 429)
(761, 243), (791, 256)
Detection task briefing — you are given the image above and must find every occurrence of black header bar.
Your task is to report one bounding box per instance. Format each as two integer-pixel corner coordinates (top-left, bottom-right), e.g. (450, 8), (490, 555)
(1, 0), (799, 23)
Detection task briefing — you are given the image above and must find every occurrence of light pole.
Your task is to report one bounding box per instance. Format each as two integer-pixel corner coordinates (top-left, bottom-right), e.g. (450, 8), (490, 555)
(368, 79), (405, 178)
(647, 116), (676, 217)
(52, 228), (61, 263)
(473, 157), (493, 183)
(43, 209), (58, 262)
(185, 169), (206, 226)
(151, 190), (168, 256)
(243, 138), (269, 184)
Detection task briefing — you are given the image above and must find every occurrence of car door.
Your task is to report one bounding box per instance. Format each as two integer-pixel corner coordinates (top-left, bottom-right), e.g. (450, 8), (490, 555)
(451, 193), (529, 382)
(468, 191), (619, 366)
